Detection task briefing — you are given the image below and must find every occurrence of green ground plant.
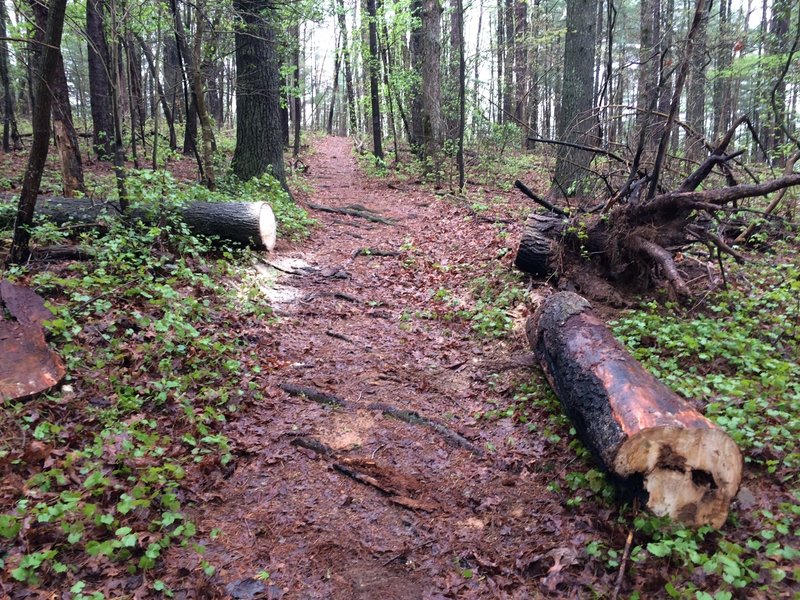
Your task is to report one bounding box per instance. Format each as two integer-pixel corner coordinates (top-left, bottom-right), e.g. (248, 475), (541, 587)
(0, 170), (312, 594)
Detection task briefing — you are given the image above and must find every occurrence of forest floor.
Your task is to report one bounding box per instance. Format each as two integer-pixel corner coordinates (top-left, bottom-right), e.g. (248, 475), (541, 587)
(1, 136), (798, 599)
(165, 136), (592, 598)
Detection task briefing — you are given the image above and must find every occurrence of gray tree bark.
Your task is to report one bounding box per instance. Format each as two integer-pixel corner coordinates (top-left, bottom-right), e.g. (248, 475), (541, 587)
(231, 0), (287, 187)
(551, 0), (597, 198)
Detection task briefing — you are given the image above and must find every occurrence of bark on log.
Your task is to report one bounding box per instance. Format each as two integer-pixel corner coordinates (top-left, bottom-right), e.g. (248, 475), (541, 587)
(514, 213), (565, 276)
(0, 196), (276, 251)
(527, 292), (742, 527)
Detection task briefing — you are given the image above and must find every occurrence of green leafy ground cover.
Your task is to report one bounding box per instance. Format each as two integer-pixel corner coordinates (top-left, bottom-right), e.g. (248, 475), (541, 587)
(532, 245), (799, 598)
(0, 171), (312, 595)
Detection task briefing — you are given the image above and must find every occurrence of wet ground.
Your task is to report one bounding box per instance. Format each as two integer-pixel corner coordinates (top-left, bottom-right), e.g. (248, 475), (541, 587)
(169, 137), (607, 598)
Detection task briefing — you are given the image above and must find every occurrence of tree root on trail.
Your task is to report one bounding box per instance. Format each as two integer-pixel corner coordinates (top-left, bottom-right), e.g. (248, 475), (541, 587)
(366, 402), (484, 455)
(325, 330), (355, 343)
(307, 202), (395, 225)
(352, 247), (401, 258)
(278, 382), (482, 455)
(278, 383), (347, 407)
(286, 435), (438, 512)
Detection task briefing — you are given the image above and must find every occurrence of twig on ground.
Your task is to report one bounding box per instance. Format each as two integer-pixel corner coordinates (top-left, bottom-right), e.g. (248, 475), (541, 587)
(278, 383), (348, 407)
(611, 528), (635, 600)
(325, 330), (354, 343)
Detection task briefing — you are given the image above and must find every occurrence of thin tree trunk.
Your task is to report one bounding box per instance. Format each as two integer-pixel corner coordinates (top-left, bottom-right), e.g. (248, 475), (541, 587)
(291, 22), (301, 158)
(685, 0), (709, 160)
(8, 0), (68, 264)
(327, 31), (342, 135)
(366, 0), (384, 159)
(337, 0), (358, 135)
(29, 0), (85, 197)
(455, 0), (465, 190)
(137, 32), (177, 150)
(0, 0), (21, 151)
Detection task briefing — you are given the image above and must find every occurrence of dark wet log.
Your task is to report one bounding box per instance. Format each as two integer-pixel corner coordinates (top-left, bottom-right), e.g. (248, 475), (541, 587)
(514, 213), (565, 277)
(527, 292), (742, 527)
(0, 196), (276, 250)
(0, 280), (65, 401)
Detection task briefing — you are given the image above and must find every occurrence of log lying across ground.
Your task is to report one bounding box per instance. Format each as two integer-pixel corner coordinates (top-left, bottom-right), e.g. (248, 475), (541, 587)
(0, 196), (276, 250)
(527, 292), (742, 527)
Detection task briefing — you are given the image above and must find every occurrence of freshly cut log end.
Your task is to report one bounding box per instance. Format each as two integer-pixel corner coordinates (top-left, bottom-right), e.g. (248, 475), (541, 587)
(615, 428), (742, 528)
(179, 201), (277, 251)
(528, 291), (742, 528)
(514, 213), (564, 277)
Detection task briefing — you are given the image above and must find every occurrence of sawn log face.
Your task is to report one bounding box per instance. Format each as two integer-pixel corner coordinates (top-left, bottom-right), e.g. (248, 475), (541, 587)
(528, 291), (742, 528)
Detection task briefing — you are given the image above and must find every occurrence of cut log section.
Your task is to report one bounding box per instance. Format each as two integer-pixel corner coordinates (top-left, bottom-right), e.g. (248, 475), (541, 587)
(0, 280), (66, 401)
(527, 291), (742, 528)
(0, 196), (277, 251)
(514, 213), (565, 277)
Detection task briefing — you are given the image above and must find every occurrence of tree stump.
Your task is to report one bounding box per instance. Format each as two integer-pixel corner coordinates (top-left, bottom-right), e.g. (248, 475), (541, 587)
(527, 291), (742, 527)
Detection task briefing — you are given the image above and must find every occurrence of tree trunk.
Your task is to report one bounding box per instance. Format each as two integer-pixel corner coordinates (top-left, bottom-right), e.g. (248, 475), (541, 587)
(336, 0), (358, 135)
(231, 0), (287, 187)
(551, 0), (597, 198)
(8, 0), (69, 264)
(0, 0), (21, 152)
(409, 0), (425, 150)
(514, 212), (566, 276)
(137, 32), (177, 150)
(421, 0), (443, 157)
(86, 0), (114, 159)
(513, 0), (528, 127)
(712, 0), (732, 139)
(0, 280), (66, 401)
(528, 291), (742, 528)
(764, 0), (790, 160)
(291, 22), (302, 158)
(366, 0), (384, 160)
(29, 0), (85, 197)
(191, 11), (216, 190)
(455, 0), (465, 189)
(685, 0), (710, 160)
(502, 0), (513, 121)
(327, 32), (342, 135)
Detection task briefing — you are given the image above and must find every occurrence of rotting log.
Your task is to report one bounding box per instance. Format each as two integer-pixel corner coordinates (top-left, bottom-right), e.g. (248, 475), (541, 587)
(0, 195), (276, 251)
(0, 280), (65, 401)
(514, 213), (565, 277)
(527, 291), (742, 527)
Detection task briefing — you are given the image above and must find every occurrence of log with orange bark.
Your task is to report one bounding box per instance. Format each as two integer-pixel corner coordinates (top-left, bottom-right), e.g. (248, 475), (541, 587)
(527, 291), (742, 528)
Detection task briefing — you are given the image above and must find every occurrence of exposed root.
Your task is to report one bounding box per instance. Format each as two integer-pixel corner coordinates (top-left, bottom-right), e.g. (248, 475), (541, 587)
(307, 202), (395, 225)
(626, 236), (690, 297)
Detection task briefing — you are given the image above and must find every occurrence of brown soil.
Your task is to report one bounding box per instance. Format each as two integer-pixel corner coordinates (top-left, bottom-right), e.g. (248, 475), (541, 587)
(165, 138), (606, 598)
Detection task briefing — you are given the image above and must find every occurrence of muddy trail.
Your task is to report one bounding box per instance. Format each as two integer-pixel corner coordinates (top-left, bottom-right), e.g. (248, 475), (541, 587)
(175, 137), (608, 599)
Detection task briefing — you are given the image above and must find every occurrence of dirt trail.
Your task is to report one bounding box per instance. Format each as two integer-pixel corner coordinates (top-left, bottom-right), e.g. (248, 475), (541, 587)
(182, 138), (594, 598)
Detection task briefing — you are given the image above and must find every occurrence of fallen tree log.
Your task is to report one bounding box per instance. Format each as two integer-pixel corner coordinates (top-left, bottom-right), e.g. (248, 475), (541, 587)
(527, 292), (742, 527)
(0, 196), (276, 250)
(514, 213), (566, 277)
